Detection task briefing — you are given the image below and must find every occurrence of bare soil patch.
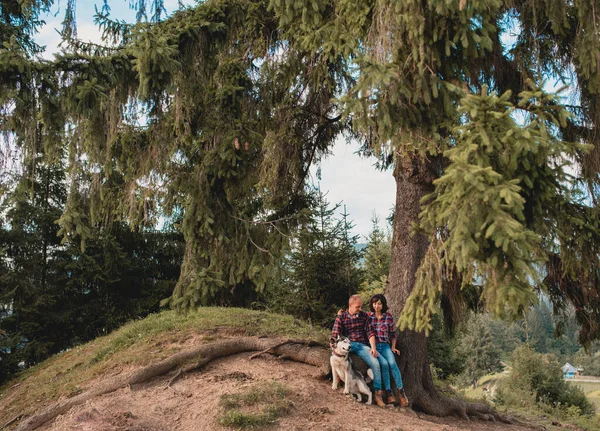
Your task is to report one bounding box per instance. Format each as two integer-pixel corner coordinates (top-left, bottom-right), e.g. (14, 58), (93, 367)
(38, 352), (533, 431)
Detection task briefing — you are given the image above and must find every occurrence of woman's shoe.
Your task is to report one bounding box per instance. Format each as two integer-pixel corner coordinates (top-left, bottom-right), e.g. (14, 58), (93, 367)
(386, 390), (396, 404)
(396, 388), (409, 407)
(373, 390), (386, 407)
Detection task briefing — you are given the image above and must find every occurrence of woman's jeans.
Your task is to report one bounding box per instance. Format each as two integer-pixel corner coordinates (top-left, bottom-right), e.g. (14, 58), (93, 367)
(349, 341), (382, 391)
(376, 342), (404, 390)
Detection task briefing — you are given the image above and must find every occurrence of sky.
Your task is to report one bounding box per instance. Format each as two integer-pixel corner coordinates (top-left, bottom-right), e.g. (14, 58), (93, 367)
(310, 139), (396, 239)
(35, 0), (397, 240)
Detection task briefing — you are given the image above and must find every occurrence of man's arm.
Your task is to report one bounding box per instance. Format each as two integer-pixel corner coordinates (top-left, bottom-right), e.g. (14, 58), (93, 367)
(330, 315), (343, 346)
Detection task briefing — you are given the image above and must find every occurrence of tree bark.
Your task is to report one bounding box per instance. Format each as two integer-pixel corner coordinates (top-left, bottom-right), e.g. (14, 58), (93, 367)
(385, 154), (508, 420)
(386, 154), (437, 411)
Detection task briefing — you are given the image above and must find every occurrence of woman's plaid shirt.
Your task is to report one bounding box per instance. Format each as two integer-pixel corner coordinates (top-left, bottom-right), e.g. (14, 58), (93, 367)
(368, 312), (397, 344)
(331, 310), (375, 345)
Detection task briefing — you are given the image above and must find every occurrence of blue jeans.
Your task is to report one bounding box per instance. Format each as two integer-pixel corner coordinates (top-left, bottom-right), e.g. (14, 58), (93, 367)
(376, 342), (404, 391)
(350, 342), (382, 391)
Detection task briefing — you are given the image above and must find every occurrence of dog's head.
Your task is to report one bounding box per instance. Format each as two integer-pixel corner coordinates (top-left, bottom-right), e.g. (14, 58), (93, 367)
(330, 335), (351, 357)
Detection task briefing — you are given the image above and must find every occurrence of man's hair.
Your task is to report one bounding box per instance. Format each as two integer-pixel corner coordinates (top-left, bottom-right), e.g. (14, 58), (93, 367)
(348, 294), (362, 305)
(369, 294), (389, 313)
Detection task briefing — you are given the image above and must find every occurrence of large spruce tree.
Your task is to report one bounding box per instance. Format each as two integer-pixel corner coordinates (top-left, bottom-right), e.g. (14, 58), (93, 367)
(2, 0), (600, 420)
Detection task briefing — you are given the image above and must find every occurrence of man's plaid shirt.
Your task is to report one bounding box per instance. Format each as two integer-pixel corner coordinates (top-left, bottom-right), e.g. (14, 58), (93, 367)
(331, 310), (375, 345)
(368, 312), (397, 344)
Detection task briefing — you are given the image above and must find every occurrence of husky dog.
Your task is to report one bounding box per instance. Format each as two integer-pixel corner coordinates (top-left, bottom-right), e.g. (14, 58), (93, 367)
(330, 335), (373, 404)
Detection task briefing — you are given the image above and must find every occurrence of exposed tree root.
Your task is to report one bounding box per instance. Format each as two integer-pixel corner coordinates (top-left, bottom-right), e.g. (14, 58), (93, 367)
(248, 339), (320, 360)
(3, 415), (22, 429)
(409, 387), (522, 425)
(166, 368), (193, 397)
(350, 356), (518, 425)
(13, 337), (329, 431)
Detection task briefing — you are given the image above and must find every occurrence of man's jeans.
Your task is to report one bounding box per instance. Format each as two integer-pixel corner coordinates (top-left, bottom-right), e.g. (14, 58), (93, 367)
(376, 342), (404, 390)
(349, 341), (382, 391)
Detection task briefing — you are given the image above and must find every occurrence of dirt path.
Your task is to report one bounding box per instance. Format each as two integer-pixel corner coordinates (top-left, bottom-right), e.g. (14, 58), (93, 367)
(37, 352), (533, 431)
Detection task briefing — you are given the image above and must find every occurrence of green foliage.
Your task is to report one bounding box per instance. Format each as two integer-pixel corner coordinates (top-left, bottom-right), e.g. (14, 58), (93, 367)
(264, 191), (363, 326)
(403, 84), (592, 334)
(458, 313), (503, 384)
(427, 314), (465, 380)
(573, 345), (600, 378)
(447, 303), (584, 386)
(0, 161), (72, 381)
(274, 0), (600, 348)
(358, 214), (390, 302)
(2, 0), (354, 313)
(129, 24), (181, 101)
(0, 0), (52, 56)
(2, 0), (600, 358)
(0, 157), (184, 384)
(523, 301), (555, 354)
(496, 345), (595, 416)
(485, 315), (523, 360)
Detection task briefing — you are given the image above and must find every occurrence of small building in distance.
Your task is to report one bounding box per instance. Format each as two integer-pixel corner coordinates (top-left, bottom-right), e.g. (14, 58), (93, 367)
(562, 362), (578, 379)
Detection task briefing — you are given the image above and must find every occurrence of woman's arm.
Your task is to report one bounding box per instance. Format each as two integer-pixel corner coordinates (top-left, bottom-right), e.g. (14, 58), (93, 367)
(389, 313), (401, 355)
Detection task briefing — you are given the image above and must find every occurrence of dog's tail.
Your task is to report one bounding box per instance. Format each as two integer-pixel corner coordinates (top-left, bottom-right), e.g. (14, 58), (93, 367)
(365, 369), (374, 384)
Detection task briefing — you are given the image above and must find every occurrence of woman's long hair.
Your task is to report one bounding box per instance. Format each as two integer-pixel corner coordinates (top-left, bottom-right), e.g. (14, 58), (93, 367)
(369, 294), (389, 313)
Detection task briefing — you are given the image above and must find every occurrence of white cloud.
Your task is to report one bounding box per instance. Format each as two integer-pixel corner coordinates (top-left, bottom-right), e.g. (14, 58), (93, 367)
(75, 20), (106, 45)
(36, 13), (63, 59)
(163, 0), (196, 11)
(311, 137), (396, 240)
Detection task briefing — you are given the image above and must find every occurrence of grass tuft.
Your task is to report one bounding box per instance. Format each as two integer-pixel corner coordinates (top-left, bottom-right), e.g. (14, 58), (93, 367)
(218, 381), (293, 428)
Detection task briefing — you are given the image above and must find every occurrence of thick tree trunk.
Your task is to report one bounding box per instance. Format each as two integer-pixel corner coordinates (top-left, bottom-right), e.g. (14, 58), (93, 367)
(385, 155), (506, 420)
(386, 155), (438, 411)
(386, 155), (435, 313)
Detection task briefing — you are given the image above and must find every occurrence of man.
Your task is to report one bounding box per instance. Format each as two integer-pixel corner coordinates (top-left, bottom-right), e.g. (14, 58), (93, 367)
(331, 294), (386, 407)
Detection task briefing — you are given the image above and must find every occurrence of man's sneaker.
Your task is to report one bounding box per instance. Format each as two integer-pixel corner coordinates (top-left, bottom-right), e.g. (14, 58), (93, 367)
(397, 388), (409, 407)
(386, 390), (396, 404)
(373, 390), (386, 407)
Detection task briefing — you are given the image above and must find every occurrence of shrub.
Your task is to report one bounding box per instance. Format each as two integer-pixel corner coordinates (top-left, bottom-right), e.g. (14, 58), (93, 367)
(496, 345), (594, 416)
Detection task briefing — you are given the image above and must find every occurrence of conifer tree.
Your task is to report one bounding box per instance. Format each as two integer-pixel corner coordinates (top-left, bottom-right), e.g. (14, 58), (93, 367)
(523, 301), (554, 354)
(0, 157), (184, 384)
(266, 191), (363, 326)
(359, 213), (391, 299)
(0, 158), (72, 373)
(459, 314), (503, 387)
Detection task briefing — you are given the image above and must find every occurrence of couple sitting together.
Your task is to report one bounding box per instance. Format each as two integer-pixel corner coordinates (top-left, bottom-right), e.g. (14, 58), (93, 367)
(331, 294), (409, 408)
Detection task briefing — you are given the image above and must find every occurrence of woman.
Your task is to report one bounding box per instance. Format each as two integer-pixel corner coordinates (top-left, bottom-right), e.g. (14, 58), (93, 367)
(368, 293), (409, 406)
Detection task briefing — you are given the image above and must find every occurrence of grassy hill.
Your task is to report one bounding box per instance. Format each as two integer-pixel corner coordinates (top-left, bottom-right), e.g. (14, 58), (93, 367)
(0, 308), (330, 427)
(3, 308), (600, 431)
